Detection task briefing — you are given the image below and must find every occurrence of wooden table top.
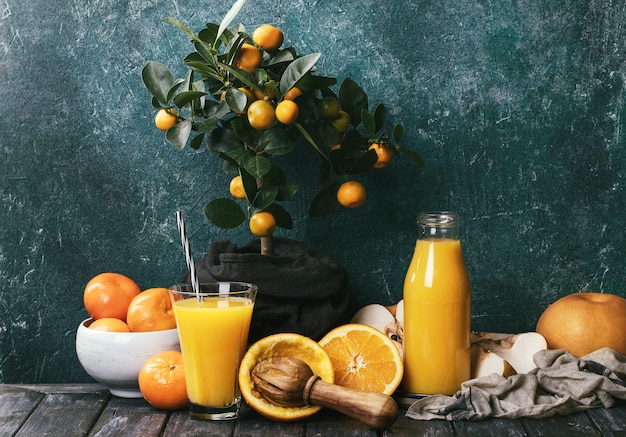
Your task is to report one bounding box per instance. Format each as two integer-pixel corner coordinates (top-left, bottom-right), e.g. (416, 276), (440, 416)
(2, 384), (626, 436)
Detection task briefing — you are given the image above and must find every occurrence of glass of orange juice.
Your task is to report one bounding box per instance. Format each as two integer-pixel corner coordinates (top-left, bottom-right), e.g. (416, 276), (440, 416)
(168, 282), (257, 420)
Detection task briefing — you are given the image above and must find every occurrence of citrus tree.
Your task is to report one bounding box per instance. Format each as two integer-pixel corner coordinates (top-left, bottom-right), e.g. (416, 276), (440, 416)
(142, 0), (424, 254)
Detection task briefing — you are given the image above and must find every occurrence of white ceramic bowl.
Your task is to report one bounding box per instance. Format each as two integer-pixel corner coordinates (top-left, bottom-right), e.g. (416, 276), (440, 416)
(76, 318), (180, 398)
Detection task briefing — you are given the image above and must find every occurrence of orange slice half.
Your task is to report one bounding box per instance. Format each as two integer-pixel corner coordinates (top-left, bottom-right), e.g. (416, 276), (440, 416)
(318, 323), (404, 395)
(239, 333), (334, 421)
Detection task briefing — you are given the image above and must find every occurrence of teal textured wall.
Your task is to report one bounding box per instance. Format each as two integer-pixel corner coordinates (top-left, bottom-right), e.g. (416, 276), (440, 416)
(0, 0), (624, 383)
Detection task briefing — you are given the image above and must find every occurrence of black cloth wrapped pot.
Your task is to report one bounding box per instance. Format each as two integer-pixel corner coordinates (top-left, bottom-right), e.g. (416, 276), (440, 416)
(184, 237), (350, 343)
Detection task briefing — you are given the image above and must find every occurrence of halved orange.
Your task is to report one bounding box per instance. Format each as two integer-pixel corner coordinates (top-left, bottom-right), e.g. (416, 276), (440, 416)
(238, 333), (334, 421)
(318, 323), (403, 395)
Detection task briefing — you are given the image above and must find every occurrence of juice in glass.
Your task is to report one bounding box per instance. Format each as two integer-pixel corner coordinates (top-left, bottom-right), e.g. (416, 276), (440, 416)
(403, 213), (471, 395)
(169, 283), (256, 420)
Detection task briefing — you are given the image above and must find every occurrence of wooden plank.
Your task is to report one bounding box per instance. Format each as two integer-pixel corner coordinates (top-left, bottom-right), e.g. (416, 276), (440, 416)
(15, 392), (107, 437)
(453, 417), (528, 437)
(585, 402), (626, 435)
(304, 409), (379, 436)
(6, 384), (108, 394)
(0, 385), (45, 436)
(521, 411), (601, 437)
(386, 411), (456, 437)
(162, 410), (236, 437)
(233, 403), (305, 437)
(87, 397), (169, 437)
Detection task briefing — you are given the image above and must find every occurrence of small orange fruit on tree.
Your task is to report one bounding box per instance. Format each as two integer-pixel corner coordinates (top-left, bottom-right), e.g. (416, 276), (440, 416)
(369, 142), (393, 168)
(232, 43), (262, 74)
(229, 175), (246, 199)
(83, 272), (141, 321)
(249, 211), (277, 237)
(141, 0), (424, 255)
(154, 108), (178, 131)
(139, 350), (188, 410)
(337, 181), (367, 208)
(126, 288), (177, 332)
(247, 99), (276, 130)
(252, 24), (284, 52)
(275, 100), (299, 125)
(282, 86), (303, 101)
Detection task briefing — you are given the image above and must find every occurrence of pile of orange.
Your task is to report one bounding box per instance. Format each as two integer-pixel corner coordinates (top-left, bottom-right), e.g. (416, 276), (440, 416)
(82, 272), (187, 410)
(83, 272), (176, 333)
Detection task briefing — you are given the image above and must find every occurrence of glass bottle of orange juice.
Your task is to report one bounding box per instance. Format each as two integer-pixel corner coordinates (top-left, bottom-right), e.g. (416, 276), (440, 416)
(402, 212), (471, 395)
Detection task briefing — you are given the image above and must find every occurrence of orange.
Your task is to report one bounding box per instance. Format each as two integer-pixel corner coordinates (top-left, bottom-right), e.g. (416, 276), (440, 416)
(369, 143), (393, 168)
(275, 100), (299, 125)
(318, 324), (403, 395)
(330, 110), (351, 133)
(126, 288), (176, 332)
(247, 100), (276, 130)
(317, 96), (340, 120)
(252, 83), (277, 100)
(84, 272), (141, 321)
(229, 175), (246, 199)
(238, 333), (334, 421)
(233, 43), (262, 74)
(252, 24), (284, 52)
(283, 87), (303, 101)
(88, 318), (130, 332)
(330, 143), (342, 152)
(337, 181), (366, 208)
(249, 211), (277, 237)
(154, 108), (178, 131)
(138, 350), (188, 410)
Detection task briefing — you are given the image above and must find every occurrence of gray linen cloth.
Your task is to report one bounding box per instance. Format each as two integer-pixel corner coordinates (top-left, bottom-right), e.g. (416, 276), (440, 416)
(406, 347), (626, 421)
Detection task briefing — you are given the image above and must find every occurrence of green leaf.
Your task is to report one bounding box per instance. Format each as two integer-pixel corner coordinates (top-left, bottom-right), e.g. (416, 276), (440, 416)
(309, 181), (340, 217)
(398, 147), (425, 168)
(203, 198), (246, 228)
(166, 17), (198, 42)
(165, 119), (192, 149)
(198, 23), (219, 44)
(276, 184), (298, 201)
(343, 149), (377, 174)
(374, 104), (387, 133)
(252, 186), (278, 210)
(258, 128), (296, 156)
(166, 79), (185, 104)
(338, 78), (368, 126)
(278, 53), (321, 95)
(190, 133), (205, 150)
(265, 202), (293, 229)
(218, 62), (261, 92)
(243, 154), (271, 178)
(361, 109), (376, 136)
(193, 41), (221, 71)
(225, 88), (247, 114)
(339, 77), (368, 126)
(393, 123), (404, 143)
(262, 165), (287, 186)
(216, 0), (247, 45)
(173, 90), (207, 108)
(240, 168), (257, 201)
(206, 127), (241, 153)
(142, 61), (174, 104)
(299, 74), (337, 91)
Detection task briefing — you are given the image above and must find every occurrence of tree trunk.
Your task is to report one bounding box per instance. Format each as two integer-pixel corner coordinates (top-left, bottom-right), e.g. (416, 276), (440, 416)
(260, 236), (273, 256)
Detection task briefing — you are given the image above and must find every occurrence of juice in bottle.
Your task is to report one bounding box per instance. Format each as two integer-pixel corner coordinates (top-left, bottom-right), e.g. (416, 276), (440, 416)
(402, 212), (471, 395)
